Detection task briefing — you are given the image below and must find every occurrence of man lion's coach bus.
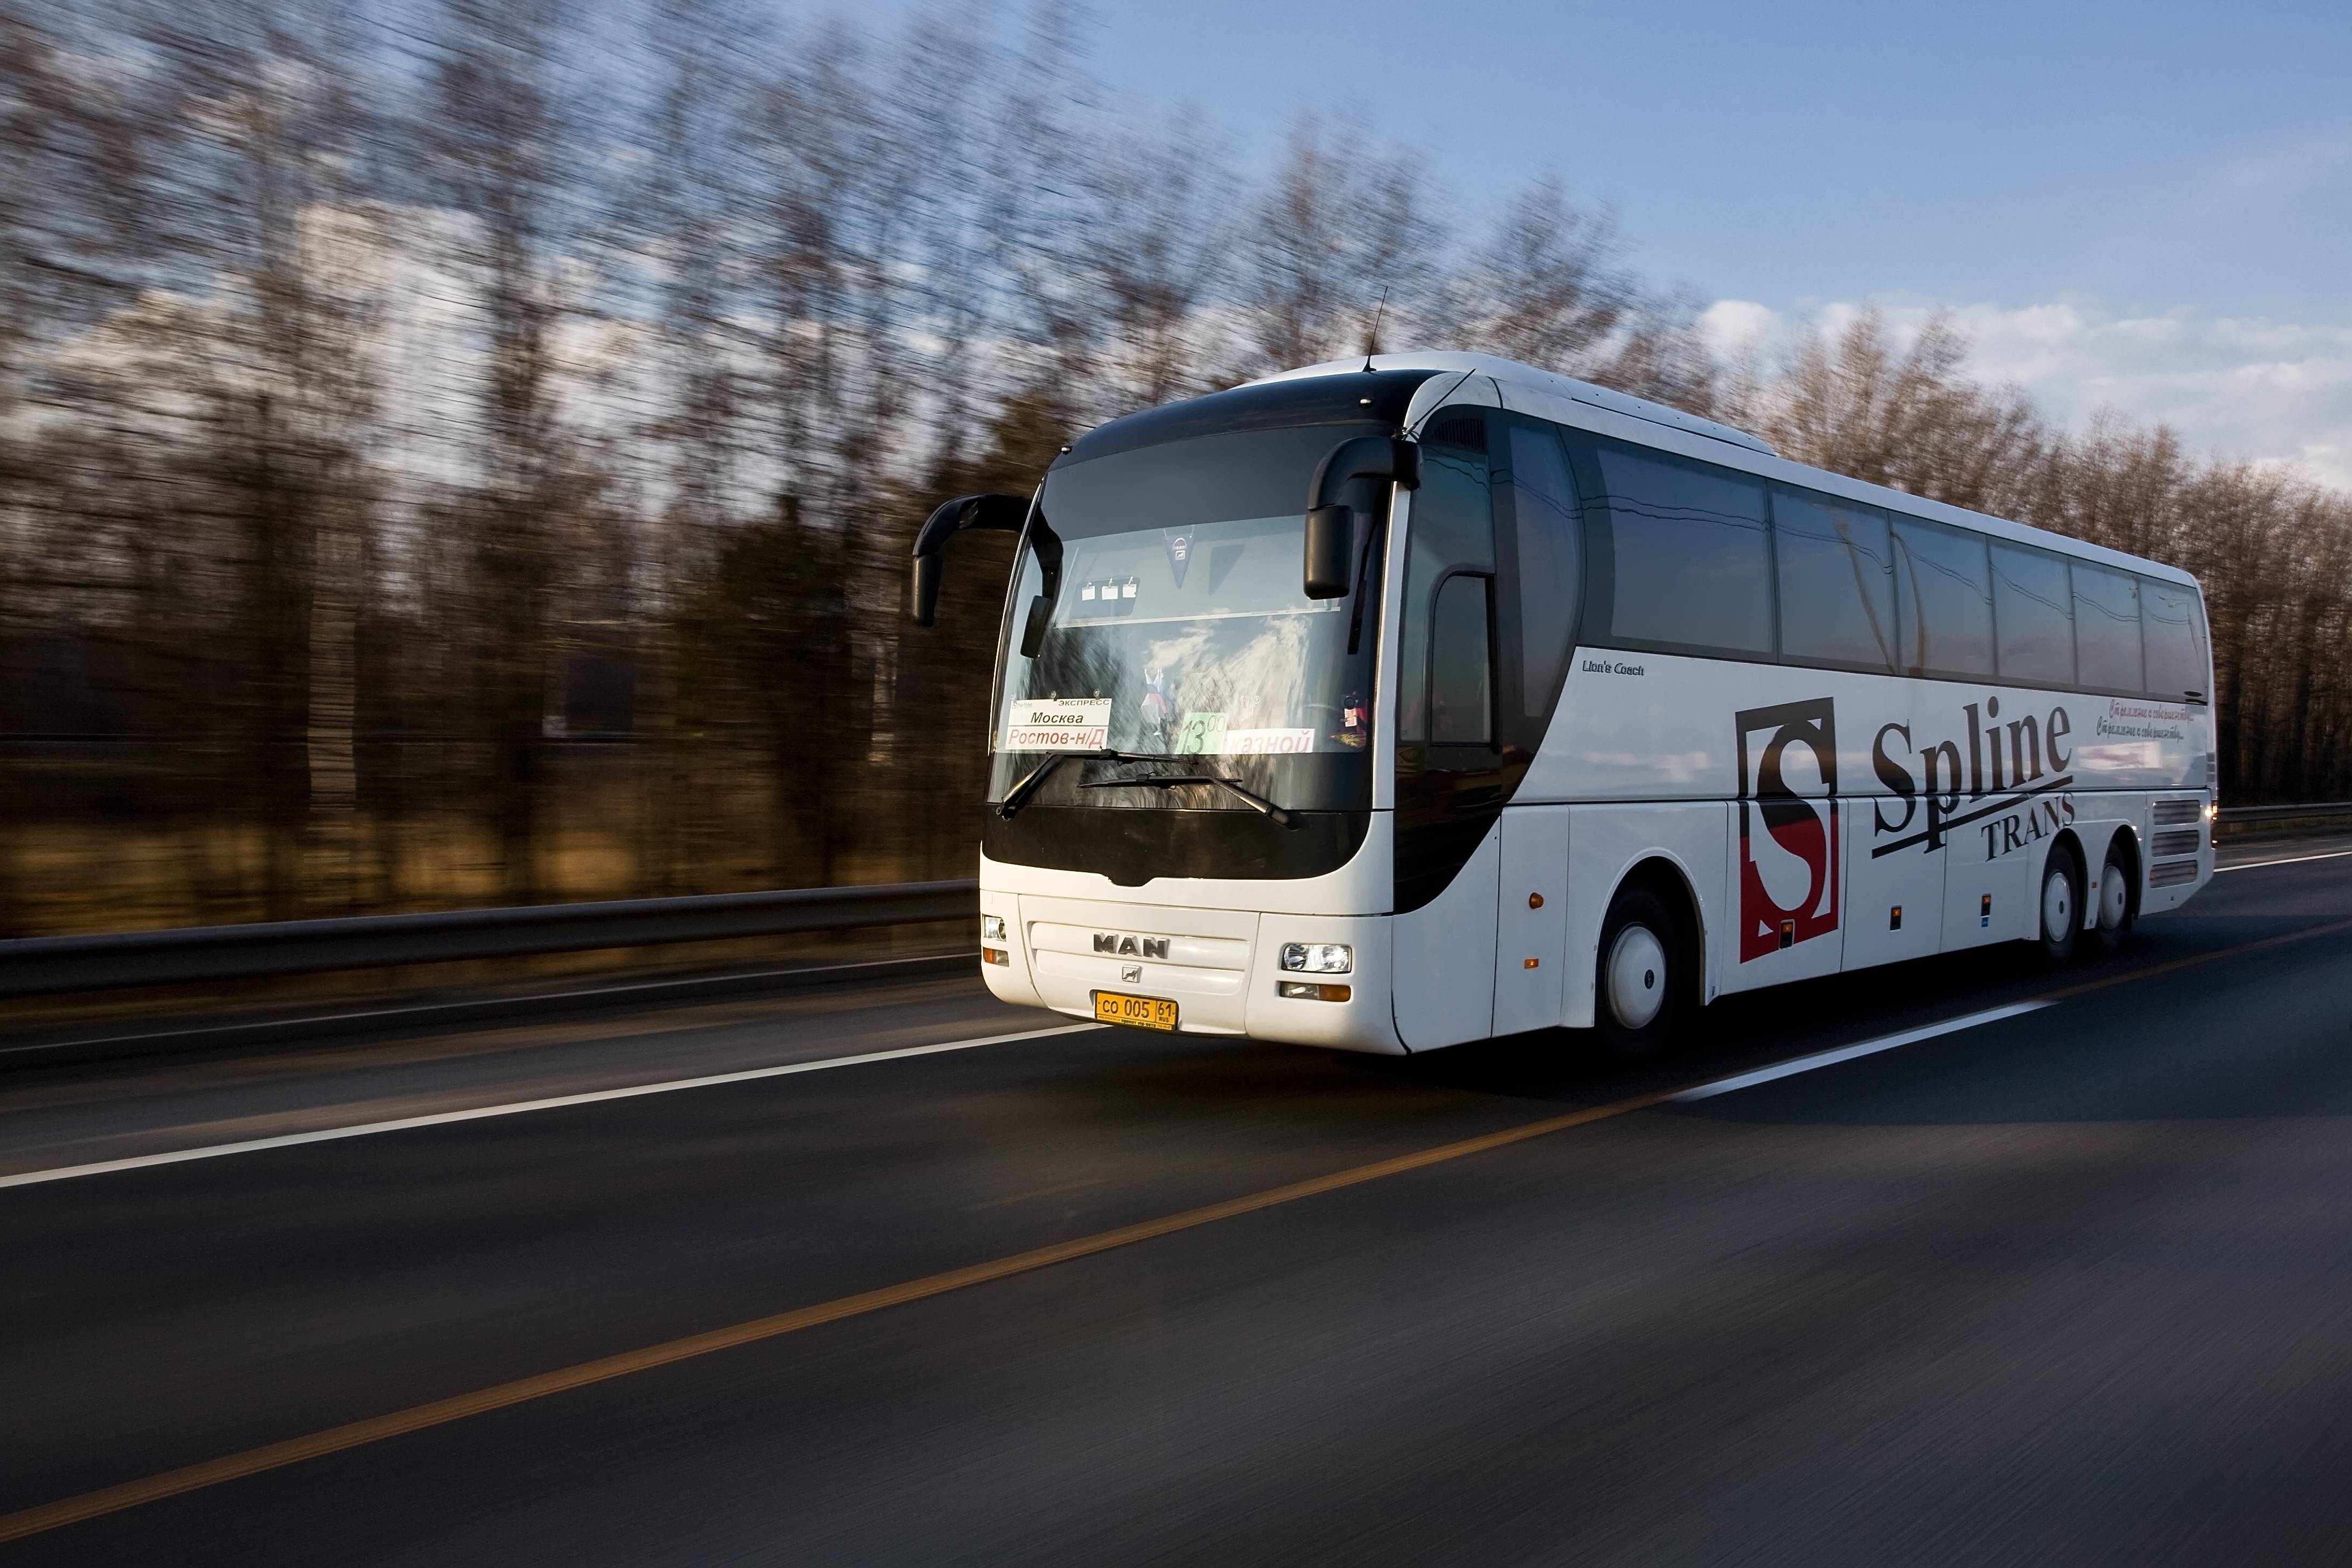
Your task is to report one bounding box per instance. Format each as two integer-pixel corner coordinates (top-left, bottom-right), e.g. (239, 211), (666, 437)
(909, 353), (2216, 1056)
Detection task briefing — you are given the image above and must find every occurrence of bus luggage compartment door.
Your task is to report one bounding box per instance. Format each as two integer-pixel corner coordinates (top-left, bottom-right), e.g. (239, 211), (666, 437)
(1492, 808), (1570, 1035)
(1842, 804), (1945, 969)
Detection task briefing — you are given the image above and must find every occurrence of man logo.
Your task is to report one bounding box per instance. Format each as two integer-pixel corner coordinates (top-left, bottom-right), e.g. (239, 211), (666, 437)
(1736, 698), (1840, 963)
(1121, 964), (1143, 984)
(1094, 932), (1170, 960)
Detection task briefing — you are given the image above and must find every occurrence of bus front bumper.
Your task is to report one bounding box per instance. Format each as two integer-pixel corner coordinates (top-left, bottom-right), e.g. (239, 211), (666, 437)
(980, 892), (1404, 1054)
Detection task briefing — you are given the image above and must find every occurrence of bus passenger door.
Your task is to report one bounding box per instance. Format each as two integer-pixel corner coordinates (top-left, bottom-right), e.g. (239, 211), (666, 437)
(1493, 807), (1570, 1034)
(1392, 828), (1498, 1048)
(1392, 409), (1504, 1049)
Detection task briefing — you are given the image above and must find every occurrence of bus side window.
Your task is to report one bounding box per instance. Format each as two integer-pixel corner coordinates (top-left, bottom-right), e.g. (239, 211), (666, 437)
(1399, 423), (1497, 745)
(1500, 420), (1582, 723)
(1891, 517), (1994, 678)
(1991, 542), (2075, 686)
(2140, 578), (2207, 701)
(1773, 488), (1895, 671)
(1428, 573), (1494, 744)
(2072, 561), (2144, 692)
(1586, 443), (1772, 658)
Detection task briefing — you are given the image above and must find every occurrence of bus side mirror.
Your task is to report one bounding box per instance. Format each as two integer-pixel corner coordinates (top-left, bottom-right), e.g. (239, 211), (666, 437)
(909, 491), (1031, 625)
(911, 555), (944, 627)
(1304, 504), (1353, 599)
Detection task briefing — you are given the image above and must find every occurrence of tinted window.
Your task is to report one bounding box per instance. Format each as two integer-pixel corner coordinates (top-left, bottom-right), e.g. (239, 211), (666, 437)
(2073, 562), (2143, 691)
(2140, 578), (2208, 700)
(1398, 432), (1496, 742)
(1592, 445), (1772, 656)
(1773, 488), (1895, 670)
(1502, 420), (1582, 716)
(1892, 519), (1993, 677)
(1991, 543), (2074, 685)
(1428, 574), (1493, 743)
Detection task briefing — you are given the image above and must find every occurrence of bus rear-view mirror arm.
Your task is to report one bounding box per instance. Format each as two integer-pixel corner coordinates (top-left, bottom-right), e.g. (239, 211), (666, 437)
(908, 491), (1033, 626)
(1304, 436), (1419, 599)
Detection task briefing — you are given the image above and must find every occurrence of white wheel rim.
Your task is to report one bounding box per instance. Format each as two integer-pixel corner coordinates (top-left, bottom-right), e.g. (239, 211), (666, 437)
(2099, 869), (2128, 929)
(1606, 924), (1668, 1031)
(2042, 865), (2073, 940)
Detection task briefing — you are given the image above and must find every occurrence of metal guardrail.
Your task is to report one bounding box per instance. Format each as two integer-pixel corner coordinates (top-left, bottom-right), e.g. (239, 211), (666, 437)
(2213, 802), (2352, 824)
(0, 880), (978, 1000)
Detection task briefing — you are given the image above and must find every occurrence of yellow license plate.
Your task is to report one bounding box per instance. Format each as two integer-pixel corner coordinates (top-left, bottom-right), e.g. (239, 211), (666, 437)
(1094, 991), (1179, 1031)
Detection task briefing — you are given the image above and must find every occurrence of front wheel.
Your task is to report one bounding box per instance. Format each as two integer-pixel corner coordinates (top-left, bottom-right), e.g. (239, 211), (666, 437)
(1595, 884), (1688, 1059)
(2036, 849), (2082, 967)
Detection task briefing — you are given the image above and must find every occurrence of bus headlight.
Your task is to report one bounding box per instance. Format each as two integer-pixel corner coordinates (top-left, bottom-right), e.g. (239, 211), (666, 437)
(1280, 942), (1353, 974)
(982, 913), (1006, 943)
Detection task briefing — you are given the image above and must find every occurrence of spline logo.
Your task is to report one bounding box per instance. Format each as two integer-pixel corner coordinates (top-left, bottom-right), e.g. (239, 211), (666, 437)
(1735, 699), (1839, 963)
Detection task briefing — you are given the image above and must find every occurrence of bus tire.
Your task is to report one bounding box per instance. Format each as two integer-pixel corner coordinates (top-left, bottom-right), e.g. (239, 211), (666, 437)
(1594, 882), (1687, 1059)
(2035, 844), (2083, 967)
(2081, 835), (2136, 960)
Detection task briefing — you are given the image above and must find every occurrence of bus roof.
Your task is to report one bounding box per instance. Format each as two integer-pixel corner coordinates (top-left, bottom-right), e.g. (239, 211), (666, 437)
(1244, 351), (2199, 591)
(1245, 352), (1778, 456)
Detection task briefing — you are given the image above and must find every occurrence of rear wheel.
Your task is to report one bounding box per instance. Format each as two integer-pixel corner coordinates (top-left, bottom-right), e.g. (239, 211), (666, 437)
(2036, 848), (2082, 967)
(1595, 883), (1687, 1059)
(2082, 837), (2136, 959)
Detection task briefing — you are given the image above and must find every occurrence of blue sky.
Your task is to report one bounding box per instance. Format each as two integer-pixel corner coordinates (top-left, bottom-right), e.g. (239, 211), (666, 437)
(1059, 0), (2351, 321)
(854, 1), (2352, 483)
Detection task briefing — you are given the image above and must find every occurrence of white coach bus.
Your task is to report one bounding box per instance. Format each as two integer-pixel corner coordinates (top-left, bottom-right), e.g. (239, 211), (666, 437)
(909, 353), (2216, 1056)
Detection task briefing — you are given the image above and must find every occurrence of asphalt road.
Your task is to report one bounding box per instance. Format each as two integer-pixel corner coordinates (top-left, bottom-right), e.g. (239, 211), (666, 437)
(4, 838), (2350, 1564)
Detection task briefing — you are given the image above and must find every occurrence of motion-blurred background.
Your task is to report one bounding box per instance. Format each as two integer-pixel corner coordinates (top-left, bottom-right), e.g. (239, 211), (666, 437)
(4, 0), (2347, 940)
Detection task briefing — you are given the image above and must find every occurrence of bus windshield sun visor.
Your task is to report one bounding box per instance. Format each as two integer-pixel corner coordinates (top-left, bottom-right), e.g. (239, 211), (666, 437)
(1304, 436), (1419, 600)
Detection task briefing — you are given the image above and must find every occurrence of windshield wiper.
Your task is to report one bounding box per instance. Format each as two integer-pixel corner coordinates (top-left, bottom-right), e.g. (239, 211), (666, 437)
(1080, 767), (1296, 828)
(998, 750), (1297, 827)
(997, 748), (1103, 819)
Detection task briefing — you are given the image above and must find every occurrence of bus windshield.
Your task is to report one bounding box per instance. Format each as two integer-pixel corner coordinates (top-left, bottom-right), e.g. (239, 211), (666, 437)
(988, 423), (1384, 811)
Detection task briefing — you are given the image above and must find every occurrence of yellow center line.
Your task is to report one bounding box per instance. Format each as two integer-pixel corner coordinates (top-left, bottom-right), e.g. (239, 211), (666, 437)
(0, 1088), (1682, 1545)
(8, 905), (2352, 1545)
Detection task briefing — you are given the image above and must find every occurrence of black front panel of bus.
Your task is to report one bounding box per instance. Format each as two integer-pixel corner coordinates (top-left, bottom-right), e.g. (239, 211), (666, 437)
(983, 806), (1371, 886)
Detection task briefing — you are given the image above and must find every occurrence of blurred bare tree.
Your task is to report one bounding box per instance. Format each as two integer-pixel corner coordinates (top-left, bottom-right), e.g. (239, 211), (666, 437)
(419, 0), (580, 900)
(1752, 309), (2048, 515)
(1240, 120), (1442, 376)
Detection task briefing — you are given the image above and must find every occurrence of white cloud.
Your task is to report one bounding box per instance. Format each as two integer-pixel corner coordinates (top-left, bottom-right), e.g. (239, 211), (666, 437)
(1695, 298), (1777, 361)
(1704, 298), (2352, 493)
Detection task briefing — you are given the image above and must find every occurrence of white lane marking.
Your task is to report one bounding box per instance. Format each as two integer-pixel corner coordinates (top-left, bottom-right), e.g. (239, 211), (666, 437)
(2217, 848), (2352, 873)
(0, 1023), (1104, 1192)
(1669, 1002), (2052, 1102)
